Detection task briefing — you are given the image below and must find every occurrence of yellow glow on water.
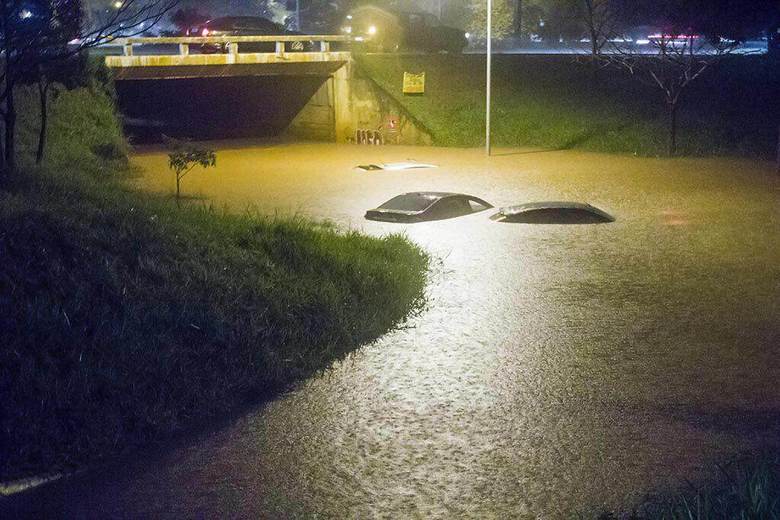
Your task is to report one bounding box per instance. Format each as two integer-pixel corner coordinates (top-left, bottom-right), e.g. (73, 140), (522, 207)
(121, 142), (780, 517)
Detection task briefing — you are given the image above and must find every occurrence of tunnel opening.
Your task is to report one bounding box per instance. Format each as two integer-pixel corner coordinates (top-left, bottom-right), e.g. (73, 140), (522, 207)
(116, 75), (331, 143)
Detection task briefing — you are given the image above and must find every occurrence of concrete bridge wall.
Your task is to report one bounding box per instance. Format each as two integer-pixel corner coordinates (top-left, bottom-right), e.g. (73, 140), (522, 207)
(287, 61), (432, 145)
(110, 52), (431, 145)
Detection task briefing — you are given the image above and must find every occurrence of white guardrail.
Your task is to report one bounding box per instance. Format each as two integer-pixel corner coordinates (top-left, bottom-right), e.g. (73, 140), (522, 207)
(117, 35), (351, 57)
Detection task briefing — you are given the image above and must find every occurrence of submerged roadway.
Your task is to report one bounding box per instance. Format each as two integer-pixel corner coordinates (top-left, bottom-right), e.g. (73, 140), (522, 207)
(4, 142), (779, 517)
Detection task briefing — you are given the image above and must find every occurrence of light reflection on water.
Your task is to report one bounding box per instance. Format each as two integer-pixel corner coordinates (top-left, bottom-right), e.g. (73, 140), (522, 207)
(16, 144), (780, 517)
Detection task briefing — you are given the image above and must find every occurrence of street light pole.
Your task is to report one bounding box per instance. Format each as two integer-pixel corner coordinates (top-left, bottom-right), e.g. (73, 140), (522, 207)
(485, 0), (492, 156)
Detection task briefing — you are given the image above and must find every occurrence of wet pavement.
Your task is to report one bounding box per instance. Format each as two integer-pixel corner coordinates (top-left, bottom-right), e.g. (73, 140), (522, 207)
(5, 142), (779, 517)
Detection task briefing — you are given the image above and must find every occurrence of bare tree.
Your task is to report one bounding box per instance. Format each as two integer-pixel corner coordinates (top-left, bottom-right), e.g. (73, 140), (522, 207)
(604, 34), (741, 156)
(0, 0), (177, 178)
(578, 0), (624, 58)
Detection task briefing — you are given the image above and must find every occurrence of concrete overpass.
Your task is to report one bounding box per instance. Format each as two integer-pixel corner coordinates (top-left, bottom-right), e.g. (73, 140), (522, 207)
(104, 35), (351, 80)
(105, 36), (431, 144)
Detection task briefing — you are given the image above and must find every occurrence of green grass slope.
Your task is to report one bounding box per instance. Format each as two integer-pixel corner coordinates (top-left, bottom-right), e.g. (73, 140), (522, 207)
(358, 54), (779, 157)
(0, 79), (428, 481)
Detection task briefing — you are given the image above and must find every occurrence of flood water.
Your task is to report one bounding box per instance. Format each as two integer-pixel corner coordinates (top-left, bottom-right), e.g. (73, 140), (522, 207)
(8, 142), (780, 517)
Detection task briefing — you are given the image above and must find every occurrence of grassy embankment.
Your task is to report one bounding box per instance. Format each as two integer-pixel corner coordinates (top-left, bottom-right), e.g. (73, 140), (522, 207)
(358, 54), (779, 158)
(0, 71), (428, 482)
(599, 456), (780, 519)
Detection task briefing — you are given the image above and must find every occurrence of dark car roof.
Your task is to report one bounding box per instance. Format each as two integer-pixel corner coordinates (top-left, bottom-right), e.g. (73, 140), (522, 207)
(500, 201), (598, 213)
(377, 192), (453, 213)
(374, 192), (492, 213)
(410, 191), (463, 198)
(497, 201), (614, 222)
(400, 192), (492, 205)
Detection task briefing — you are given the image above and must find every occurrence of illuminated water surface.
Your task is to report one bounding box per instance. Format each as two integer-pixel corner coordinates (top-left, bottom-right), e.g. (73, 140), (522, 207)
(16, 143), (780, 517)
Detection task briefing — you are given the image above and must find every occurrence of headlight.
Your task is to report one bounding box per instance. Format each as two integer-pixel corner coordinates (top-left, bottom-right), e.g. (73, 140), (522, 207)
(367, 25), (377, 36)
(465, 32), (471, 39)
(342, 25), (352, 34)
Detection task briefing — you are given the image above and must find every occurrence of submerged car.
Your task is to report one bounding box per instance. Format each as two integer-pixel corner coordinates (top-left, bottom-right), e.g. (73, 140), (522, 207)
(342, 7), (467, 53)
(491, 202), (615, 224)
(365, 192), (493, 222)
(191, 16), (311, 53)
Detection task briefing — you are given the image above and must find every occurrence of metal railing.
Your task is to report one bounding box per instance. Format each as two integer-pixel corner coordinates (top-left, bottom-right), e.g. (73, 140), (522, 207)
(117, 35), (350, 57)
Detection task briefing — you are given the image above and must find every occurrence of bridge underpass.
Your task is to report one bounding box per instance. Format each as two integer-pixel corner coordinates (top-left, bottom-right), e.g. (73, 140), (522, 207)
(105, 36), (431, 144)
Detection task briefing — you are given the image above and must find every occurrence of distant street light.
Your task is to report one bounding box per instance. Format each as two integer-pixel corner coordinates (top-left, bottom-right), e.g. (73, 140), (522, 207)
(485, 0), (492, 156)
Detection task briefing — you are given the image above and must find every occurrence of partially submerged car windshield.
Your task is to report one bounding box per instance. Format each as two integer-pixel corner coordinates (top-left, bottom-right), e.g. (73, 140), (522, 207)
(379, 193), (439, 212)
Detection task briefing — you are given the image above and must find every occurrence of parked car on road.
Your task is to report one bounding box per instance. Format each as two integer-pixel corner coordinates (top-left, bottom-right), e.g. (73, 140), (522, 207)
(190, 16), (311, 53)
(365, 192), (493, 222)
(342, 7), (467, 53)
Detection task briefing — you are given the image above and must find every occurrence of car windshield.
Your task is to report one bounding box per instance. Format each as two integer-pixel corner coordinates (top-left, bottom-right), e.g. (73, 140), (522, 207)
(379, 194), (439, 212)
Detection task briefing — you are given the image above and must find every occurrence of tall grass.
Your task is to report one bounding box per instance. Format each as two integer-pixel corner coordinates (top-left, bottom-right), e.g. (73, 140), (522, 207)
(358, 54), (779, 158)
(596, 456), (780, 519)
(0, 76), (428, 481)
(653, 458), (780, 520)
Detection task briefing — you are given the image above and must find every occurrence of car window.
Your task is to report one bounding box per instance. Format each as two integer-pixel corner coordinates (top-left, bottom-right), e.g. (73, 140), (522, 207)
(206, 19), (233, 31)
(379, 194), (437, 212)
(468, 199), (491, 212)
(429, 197), (473, 219)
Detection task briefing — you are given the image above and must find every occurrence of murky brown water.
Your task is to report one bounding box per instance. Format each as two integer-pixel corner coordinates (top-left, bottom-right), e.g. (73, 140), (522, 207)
(7, 142), (780, 517)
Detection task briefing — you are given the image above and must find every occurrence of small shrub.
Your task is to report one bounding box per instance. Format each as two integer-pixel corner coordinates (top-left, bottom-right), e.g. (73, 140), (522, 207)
(165, 136), (217, 203)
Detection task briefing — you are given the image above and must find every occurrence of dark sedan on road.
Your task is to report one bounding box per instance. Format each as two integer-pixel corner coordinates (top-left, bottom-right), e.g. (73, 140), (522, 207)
(191, 16), (311, 53)
(365, 192), (493, 222)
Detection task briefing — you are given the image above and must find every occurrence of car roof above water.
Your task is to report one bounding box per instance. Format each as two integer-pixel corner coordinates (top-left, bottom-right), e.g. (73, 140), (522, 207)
(495, 201), (615, 223)
(499, 201), (599, 213)
(378, 192), (457, 211)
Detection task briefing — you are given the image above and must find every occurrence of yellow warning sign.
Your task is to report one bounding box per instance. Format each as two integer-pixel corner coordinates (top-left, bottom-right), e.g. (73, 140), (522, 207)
(402, 72), (425, 95)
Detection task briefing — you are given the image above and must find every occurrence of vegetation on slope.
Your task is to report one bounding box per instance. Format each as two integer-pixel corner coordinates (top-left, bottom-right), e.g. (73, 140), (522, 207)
(0, 75), (428, 481)
(598, 456), (780, 519)
(358, 54), (779, 158)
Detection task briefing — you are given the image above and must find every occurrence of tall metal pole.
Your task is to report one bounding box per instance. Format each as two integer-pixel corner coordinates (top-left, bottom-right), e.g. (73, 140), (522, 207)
(296, 0), (301, 31)
(485, 0), (492, 156)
